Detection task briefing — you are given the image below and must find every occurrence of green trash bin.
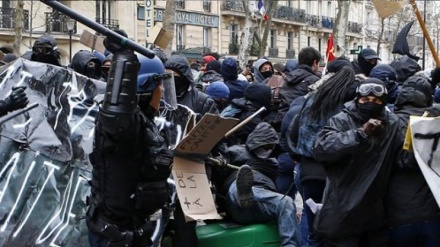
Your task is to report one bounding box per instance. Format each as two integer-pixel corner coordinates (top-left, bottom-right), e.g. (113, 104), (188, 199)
(197, 221), (280, 247)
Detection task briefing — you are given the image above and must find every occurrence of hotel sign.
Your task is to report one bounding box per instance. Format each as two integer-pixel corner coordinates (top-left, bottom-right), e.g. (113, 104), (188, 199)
(154, 8), (219, 28)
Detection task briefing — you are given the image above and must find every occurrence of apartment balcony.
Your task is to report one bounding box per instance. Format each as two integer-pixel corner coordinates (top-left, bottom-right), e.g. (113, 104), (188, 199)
(203, 1), (212, 12)
(269, 47), (279, 57)
(274, 6), (306, 23)
(95, 18), (119, 31)
(229, 42), (239, 55)
(348, 21), (362, 34)
(286, 49), (296, 59)
(0, 7), (29, 30)
(222, 0), (244, 13)
(45, 12), (77, 33)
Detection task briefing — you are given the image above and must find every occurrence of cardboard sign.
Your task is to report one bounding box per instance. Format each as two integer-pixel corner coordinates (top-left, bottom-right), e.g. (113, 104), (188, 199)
(80, 30), (106, 53)
(410, 116), (440, 207)
(149, 26), (173, 49)
(372, 0), (406, 19)
(173, 114), (239, 221)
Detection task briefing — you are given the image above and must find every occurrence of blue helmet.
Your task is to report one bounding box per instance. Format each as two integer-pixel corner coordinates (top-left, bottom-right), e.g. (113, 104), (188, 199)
(136, 54), (165, 93)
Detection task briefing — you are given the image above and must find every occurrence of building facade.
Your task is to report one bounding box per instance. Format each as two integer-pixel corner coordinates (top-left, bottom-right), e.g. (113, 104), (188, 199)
(0, 0), (369, 66)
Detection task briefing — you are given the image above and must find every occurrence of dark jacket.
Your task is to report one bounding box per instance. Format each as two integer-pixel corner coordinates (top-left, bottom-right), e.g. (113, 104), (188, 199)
(165, 55), (217, 116)
(278, 64), (319, 120)
(313, 101), (401, 239)
(386, 88), (440, 226)
(221, 57), (250, 102)
(222, 122), (280, 194)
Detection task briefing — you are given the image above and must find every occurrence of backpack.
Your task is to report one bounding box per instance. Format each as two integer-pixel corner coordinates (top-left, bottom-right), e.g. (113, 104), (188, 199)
(287, 94), (327, 158)
(266, 75), (285, 104)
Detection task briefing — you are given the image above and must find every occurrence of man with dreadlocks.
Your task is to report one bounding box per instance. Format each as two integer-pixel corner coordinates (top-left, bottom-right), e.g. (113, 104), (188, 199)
(313, 78), (402, 246)
(288, 66), (359, 246)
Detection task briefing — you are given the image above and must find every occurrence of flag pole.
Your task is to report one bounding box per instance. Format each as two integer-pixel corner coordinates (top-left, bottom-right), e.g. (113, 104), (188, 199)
(409, 0), (440, 67)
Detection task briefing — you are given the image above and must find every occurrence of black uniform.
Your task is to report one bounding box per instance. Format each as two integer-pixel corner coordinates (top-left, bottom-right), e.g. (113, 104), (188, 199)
(86, 52), (172, 247)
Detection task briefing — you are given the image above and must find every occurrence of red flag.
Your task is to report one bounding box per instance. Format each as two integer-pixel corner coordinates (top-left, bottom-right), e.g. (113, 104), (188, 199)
(326, 33), (336, 62)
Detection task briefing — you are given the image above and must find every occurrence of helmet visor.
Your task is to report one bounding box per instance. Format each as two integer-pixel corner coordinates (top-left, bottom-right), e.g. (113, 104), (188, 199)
(161, 73), (177, 110)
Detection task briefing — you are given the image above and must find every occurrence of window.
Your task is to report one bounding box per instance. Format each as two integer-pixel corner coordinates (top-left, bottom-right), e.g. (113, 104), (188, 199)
(203, 0), (211, 12)
(96, 0), (112, 22)
(318, 0), (323, 16)
(318, 38), (322, 52)
(270, 29), (276, 48)
(137, 5), (145, 20)
(287, 0), (292, 8)
(306, 1), (312, 14)
(287, 32), (293, 50)
(308, 36), (311, 47)
(176, 0), (185, 9)
(327, 1), (332, 17)
(203, 27), (210, 48)
(230, 24), (238, 44)
(176, 24), (185, 50)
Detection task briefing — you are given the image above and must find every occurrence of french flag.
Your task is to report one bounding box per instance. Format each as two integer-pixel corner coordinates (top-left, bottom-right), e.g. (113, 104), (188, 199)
(257, 0), (269, 21)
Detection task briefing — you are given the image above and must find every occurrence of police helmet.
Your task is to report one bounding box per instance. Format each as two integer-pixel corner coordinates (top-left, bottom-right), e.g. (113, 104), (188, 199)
(136, 54), (165, 93)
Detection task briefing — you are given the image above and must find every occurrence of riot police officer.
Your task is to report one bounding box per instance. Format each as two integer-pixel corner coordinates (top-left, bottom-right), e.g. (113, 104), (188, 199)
(86, 47), (174, 246)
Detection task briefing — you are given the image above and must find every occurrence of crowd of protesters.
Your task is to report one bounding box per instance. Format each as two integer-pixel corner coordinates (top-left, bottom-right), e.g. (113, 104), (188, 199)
(2, 32), (440, 247)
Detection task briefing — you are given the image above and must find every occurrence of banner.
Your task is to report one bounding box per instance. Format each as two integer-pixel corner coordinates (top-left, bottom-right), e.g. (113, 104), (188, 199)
(410, 116), (440, 207)
(372, 0), (406, 19)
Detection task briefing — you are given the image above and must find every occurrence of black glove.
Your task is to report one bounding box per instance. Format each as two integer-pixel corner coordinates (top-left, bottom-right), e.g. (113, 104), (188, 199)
(2, 86), (29, 113)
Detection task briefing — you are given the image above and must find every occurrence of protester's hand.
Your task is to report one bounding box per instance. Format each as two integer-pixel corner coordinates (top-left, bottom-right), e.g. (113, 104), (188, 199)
(4, 86), (29, 112)
(362, 118), (382, 136)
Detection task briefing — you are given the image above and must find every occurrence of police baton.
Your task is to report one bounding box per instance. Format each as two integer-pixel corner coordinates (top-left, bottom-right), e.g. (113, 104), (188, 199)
(224, 107), (266, 138)
(0, 102), (39, 125)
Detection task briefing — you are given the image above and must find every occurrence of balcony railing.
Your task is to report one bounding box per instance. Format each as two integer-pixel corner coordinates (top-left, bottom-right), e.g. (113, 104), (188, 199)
(45, 12), (77, 33)
(269, 48), (279, 57)
(222, 0), (244, 13)
(321, 17), (334, 29)
(95, 18), (119, 31)
(229, 42), (239, 55)
(286, 49), (296, 59)
(274, 6), (306, 23)
(203, 1), (211, 12)
(306, 14), (321, 28)
(348, 21), (362, 33)
(0, 7), (29, 30)
(176, 45), (186, 51)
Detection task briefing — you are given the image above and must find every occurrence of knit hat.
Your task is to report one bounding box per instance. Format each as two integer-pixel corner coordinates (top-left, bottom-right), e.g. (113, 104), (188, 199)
(221, 57), (239, 81)
(327, 57), (352, 73)
(206, 60), (221, 73)
(244, 83), (272, 110)
(206, 81), (230, 100)
(197, 55), (216, 64)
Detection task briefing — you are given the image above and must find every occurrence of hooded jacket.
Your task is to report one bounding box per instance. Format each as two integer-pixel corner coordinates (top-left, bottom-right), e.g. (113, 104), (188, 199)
(313, 101), (401, 239)
(277, 64), (319, 120)
(221, 57), (250, 102)
(31, 35), (61, 66)
(252, 59), (274, 83)
(70, 50), (103, 80)
(165, 55), (217, 115)
(387, 87), (440, 227)
(222, 122), (280, 194)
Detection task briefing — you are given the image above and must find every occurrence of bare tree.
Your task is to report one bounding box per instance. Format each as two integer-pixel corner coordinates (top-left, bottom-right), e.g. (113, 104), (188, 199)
(162, 0), (176, 54)
(237, 0), (257, 70)
(334, 0), (350, 56)
(257, 0), (277, 57)
(13, 0), (25, 55)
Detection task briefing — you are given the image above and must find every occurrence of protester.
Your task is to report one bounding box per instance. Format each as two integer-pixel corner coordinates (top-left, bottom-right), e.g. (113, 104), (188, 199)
(387, 75), (440, 246)
(313, 78), (402, 246)
(30, 34), (62, 66)
(164, 54), (217, 117)
(221, 57), (249, 102)
(252, 58), (274, 83)
(224, 122), (301, 247)
(390, 55), (421, 85)
(351, 48), (380, 76)
(369, 64), (399, 111)
(196, 60), (223, 91)
(277, 47), (321, 122)
(87, 50), (173, 247)
(284, 59), (299, 74)
(291, 66), (357, 247)
(206, 81), (230, 112)
(70, 50), (103, 80)
(325, 57), (352, 74)
(221, 83), (271, 144)
(101, 54), (113, 81)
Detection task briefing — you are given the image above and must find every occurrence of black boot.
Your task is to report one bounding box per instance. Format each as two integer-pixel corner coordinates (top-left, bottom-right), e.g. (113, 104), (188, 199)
(236, 165), (254, 208)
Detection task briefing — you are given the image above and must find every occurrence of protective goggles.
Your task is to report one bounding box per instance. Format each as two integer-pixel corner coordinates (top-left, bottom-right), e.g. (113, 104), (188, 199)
(356, 83), (387, 97)
(32, 46), (53, 55)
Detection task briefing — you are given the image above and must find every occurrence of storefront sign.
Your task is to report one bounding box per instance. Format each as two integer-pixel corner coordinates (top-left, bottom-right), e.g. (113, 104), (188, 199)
(154, 8), (219, 28)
